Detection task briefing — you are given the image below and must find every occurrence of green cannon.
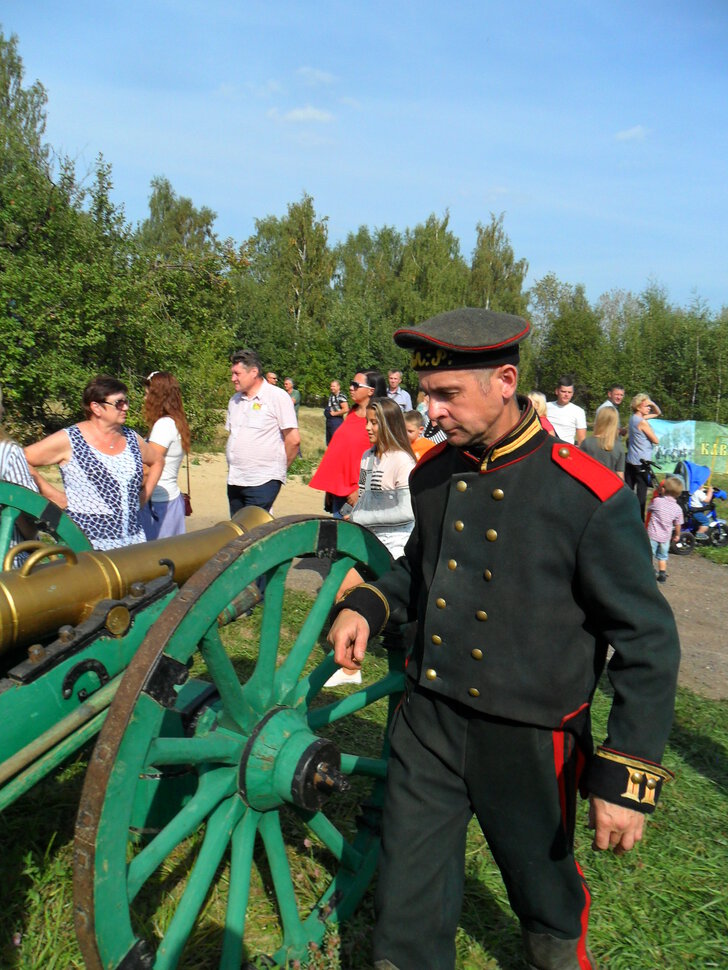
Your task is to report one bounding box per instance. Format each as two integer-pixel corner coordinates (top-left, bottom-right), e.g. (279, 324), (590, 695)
(0, 488), (405, 968)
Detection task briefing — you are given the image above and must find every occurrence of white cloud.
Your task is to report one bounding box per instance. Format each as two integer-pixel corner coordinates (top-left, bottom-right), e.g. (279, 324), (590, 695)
(270, 104), (335, 124)
(615, 125), (648, 142)
(297, 66), (335, 86)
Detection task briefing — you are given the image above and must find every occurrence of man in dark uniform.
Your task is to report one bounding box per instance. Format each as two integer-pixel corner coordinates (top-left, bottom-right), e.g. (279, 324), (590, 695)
(328, 308), (680, 970)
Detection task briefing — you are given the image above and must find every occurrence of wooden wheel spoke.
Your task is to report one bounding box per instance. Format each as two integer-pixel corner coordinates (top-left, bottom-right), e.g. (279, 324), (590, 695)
(258, 812), (308, 950)
(219, 808), (260, 970)
(275, 557), (356, 697)
(0, 505), (21, 551)
(199, 628), (256, 731)
(127, 767), (237, 903)
(339, 753), (388, 779)
(146, 733), (242, 767)
(242, 561), (289, 707)
(300, 808), (363, 871)
(306, 670), (406, 729)
(153, 795), (244, 970)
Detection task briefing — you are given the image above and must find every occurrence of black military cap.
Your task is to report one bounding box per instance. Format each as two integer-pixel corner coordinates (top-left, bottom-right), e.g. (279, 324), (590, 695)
(394, 308), (531, 371)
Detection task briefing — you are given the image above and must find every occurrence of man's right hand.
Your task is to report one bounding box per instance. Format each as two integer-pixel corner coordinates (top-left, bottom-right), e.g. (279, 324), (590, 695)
(327, 609), (370, 671)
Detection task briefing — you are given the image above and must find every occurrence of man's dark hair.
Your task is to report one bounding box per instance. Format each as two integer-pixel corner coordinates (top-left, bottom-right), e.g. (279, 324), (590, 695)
(556, 375), (575, 389)
(231, 349), (263, 377)
(608, 383), (625, 393)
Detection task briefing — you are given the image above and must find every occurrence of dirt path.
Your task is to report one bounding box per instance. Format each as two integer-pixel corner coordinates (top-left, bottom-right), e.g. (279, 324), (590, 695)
(187, 454), (728, 701)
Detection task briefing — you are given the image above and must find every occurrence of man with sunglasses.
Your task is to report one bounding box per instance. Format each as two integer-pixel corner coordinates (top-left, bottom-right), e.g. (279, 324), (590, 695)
(328, 309), (679, 970)
(225, 349), (300, 514)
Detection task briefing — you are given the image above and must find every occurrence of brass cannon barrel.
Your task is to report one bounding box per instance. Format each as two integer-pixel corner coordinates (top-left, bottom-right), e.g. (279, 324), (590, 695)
(0, 507), (271, 655)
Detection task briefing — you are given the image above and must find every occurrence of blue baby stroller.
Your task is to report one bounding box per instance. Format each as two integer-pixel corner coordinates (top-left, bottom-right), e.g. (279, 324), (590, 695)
(670, 460), (728, 555)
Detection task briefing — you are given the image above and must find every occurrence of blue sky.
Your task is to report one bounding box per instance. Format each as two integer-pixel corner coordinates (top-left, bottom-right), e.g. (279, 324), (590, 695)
(3, 0), (727, 312)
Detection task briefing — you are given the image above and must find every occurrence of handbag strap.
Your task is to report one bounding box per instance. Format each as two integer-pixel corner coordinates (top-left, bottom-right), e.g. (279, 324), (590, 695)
(185, 452), (191, 497)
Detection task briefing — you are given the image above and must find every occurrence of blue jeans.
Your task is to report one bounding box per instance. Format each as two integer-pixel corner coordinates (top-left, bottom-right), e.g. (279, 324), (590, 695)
(227, 480), (281, 516)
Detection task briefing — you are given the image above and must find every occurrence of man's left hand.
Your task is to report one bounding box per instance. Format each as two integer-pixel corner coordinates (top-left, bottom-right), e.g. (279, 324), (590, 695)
(588, 796), (645, 856)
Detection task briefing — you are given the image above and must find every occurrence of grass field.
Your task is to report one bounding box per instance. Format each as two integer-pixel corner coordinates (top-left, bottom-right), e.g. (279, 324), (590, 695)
(0, 580), (726, 970)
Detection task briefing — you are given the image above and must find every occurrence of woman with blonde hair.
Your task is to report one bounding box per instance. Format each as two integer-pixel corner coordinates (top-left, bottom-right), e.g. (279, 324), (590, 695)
(625, 392), (661, 518)
(139, 371), (192, 540)
(579, 406), (625, 479)
(527, 391), (555, 435)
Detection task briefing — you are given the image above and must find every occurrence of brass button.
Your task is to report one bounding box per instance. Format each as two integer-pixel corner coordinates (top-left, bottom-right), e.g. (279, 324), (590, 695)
(454, 520), (464, 532)
(436, 597), (446, 609)
(491, 488), (504, 500)
(468, 687), (480, 697)
(558, 446), (570, 458)
(448, 559), (457, 570)
(483, 569), (492, 581)
(425, 668), (437, 681)
(471, 648), (483, 660)
(431, 634), (442, 645)
(475, 610), (488, 621)
(456, 480), (468, 492)
(486, 529), (498, 542)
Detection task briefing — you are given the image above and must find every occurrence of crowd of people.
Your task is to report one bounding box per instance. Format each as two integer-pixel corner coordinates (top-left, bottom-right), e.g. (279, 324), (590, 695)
(0, 357), (675, 573)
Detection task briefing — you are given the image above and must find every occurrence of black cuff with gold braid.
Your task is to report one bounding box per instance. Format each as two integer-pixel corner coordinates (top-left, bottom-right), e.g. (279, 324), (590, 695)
(584, 746), (675, 815)
(328, 583), (390, 635)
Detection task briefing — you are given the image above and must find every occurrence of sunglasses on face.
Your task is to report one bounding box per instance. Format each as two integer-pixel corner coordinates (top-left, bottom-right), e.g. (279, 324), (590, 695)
(100, 398), (130, 411)
(350, 381), (373, 391)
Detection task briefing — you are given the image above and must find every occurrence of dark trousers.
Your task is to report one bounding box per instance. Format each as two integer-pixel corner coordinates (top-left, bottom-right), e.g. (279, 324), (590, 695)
(625, 462), (650, 520)
(325, 417), (343, 445)
(227, 479), (281, 516)
(374, 686), (593, 970)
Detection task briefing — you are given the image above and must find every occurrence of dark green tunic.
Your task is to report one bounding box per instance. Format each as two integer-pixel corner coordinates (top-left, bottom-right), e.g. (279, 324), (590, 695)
(339, 402), (680, 811)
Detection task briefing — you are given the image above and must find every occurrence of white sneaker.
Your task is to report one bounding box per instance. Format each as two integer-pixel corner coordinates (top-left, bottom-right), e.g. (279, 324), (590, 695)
(323, 667), (362, 688)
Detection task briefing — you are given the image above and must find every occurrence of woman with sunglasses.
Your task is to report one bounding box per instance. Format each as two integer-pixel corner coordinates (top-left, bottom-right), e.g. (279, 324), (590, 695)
(308, 370), (387, 517)
(139, 371), (191, 540)
(25, 375), (164, 550)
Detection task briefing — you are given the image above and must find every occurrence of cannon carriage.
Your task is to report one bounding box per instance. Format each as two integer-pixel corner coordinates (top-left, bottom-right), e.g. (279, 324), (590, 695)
(0, 485), (404, 968)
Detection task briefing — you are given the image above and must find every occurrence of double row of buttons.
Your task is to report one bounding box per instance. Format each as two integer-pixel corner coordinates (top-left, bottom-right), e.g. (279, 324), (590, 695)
(425, 482), (505, 697)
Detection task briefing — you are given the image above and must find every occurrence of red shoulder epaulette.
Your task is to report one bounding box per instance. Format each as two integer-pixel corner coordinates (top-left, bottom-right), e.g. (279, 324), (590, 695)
(551, 443), (623, 501)
(411, 439), (447, 475)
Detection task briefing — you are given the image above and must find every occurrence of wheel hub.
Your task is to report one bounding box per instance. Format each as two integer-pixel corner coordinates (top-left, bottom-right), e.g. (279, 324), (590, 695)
(238, 706), (350, 812)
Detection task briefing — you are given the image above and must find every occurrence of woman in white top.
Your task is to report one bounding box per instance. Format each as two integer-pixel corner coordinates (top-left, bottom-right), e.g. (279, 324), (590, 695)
(139, 371), (191, 540)
(326, 398), (416, 687)
(351, 396), (417, 558)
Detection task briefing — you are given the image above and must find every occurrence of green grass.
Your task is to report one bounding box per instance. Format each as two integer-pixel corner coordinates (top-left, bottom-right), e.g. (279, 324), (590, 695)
(1, 590), (726, 969)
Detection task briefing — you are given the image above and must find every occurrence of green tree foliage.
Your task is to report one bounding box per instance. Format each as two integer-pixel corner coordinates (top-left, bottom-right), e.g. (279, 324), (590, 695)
(468, 212), (529, 315)
(2, 29), (726, 440)
(133, 176), (241, 441)
(232, 193), (335, 397)
(398, 212), (469, 326)
(330, 224), (406, 381)
(137, 175), (217, 256)
(532, 280), (607, 412)
(0, 33), (146, 430)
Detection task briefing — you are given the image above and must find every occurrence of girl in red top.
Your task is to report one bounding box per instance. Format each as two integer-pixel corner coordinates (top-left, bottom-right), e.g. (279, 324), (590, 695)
(309, 370), (386, 516)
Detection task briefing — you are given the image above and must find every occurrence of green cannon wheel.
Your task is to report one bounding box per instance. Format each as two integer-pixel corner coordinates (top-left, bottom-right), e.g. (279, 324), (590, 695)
(0, 481), (91, 567)
(74, 515), (405, 969)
